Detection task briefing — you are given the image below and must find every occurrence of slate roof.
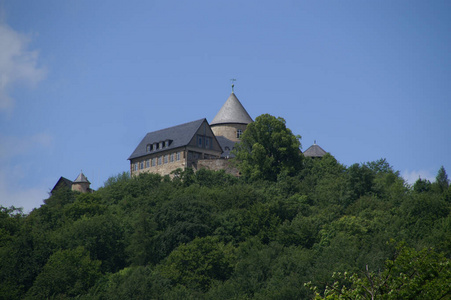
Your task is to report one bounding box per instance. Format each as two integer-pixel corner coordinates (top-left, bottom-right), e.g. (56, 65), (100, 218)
(303, 142), (327, 158)
(128, 119), (207, 160)
(51, 176), (73, 194)
(74, 172), (90, 184)
(211, 93), (253, 125)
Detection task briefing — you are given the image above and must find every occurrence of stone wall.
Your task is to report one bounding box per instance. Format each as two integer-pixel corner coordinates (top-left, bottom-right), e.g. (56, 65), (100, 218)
(197, 158), (240, 176)
(71, 182), (90, 193)
(210, 123), (248, 142)
(131, 150), (186, 177)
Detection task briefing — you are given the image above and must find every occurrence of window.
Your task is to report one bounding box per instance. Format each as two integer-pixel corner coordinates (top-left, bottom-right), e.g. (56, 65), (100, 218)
(146, 160), (150, 168)
(177, 152), (181, 161)
(237, 129), (243, 139)
(170, 153), (174, 162)
(205, 137), (211, 149)
(133, 163), (138, 171)
(155, 143), (159, 150)
(146, 144), (153, 152)
(164, 155), (168, 164)
(198, 136), (203, 148)
(158, 156), (162, 165)
(140, 162), (144, 169)
(152, 158), (156, 166)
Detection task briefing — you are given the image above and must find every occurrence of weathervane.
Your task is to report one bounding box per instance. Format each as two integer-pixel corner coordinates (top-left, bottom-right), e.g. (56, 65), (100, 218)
(230, 78), (236, 92)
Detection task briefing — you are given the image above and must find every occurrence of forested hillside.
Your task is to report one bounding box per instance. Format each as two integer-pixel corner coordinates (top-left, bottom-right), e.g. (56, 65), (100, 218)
(1, 115), (450, 299)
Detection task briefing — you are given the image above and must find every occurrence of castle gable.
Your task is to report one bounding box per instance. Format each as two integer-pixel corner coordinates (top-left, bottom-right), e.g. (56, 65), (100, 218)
(186, 120), (223, 152)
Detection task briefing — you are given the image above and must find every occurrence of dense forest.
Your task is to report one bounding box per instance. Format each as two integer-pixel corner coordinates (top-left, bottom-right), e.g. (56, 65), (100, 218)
(1, 115), (450, 299)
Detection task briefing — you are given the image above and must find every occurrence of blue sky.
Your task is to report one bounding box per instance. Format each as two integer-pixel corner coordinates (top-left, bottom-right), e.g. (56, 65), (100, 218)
(1, 1), (450, 212)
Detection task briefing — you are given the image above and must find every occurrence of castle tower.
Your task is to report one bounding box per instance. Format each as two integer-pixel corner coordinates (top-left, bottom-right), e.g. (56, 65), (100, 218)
(210, 92), (253, 142)
(303, 141), (327, 158)
(71, 171), (91, 193)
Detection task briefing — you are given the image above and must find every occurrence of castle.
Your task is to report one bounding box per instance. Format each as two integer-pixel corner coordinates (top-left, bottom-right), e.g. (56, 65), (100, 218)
(49, 89), (326, 194)
(51, 171), (93, 194)
(128, 89), (327, 177)
(128, 91), (253, 177)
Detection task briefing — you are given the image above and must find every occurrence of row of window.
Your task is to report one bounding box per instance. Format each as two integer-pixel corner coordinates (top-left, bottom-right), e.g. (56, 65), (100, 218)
(133, 152), (181, 171)
(197, 135), (213, 149)
(146, 140), (172, 152)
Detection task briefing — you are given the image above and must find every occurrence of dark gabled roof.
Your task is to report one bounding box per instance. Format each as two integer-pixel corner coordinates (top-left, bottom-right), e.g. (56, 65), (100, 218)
(211, 93), (253, 125)
(128, 119), (207, 160)
(303, 142), (327, 158)
(51, 176), (73, 194)
(216, 136), (237, 158)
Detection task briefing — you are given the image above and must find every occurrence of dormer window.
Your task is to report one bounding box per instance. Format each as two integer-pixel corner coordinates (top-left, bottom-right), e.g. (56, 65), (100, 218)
(155, 143), (159, 150)
(146, 144), (153, 152)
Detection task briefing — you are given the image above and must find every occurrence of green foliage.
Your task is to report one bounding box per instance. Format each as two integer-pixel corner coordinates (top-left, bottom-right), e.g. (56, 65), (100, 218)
(158, 236), (236, 291)
(95, 266), (170, 300)
(55, 214), (126, 273)
(0, 206), (24, 246)
(1, 155), (449, 299)
(25, 246), (101, 299)
(310, 243), (451, 300)
(233, 114), (303, 181)
(413, 177), (432, 193)
(435, 165), (449, 193)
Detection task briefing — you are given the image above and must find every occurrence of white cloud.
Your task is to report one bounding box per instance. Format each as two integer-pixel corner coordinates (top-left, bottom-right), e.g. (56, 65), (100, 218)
(402, 170), (435, 185)
(0, 132), (54, 213)
(0, 170), (48, 213)
(0, 22), (46, 113)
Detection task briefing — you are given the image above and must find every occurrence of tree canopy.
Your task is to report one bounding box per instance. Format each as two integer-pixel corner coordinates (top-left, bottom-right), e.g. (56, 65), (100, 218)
(0, 119), (449, 299)
(233, 113), (303, 181)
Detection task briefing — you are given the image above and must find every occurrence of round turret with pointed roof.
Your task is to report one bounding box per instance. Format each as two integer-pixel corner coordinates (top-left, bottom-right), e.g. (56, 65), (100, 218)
(210, 91), (253, 143)
(211, 92), (253, 126)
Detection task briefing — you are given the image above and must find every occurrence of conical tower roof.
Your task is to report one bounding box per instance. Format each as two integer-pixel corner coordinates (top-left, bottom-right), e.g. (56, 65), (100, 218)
(303, 141), (327, 158)
(211, 93), (253, 126)
(74, 172), (90, 184)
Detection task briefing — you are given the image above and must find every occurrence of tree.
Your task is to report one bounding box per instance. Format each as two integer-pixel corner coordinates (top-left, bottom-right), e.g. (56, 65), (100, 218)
(309, 243), (451, 300)
(233, 114), (303, 181)
(435, 166), (449, 193)
(158, 236), (236, 291)
(413, 177), (432, 193)
(25, 247), (101, 299)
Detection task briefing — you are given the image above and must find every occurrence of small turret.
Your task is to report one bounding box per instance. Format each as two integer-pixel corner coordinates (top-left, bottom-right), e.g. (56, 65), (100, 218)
(71, 171), (91, 193)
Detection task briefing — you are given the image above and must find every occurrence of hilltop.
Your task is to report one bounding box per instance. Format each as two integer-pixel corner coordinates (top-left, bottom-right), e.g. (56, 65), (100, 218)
(1, 115), (450, 299)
